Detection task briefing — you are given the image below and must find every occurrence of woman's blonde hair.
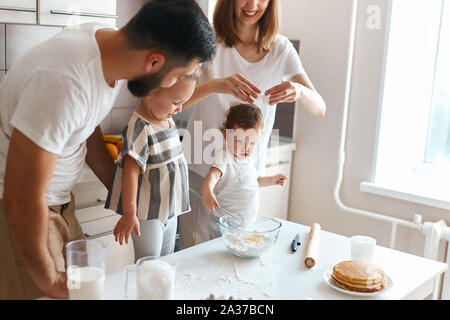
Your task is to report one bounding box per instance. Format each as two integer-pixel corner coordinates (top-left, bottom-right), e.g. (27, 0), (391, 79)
(213, 0), (280, 52)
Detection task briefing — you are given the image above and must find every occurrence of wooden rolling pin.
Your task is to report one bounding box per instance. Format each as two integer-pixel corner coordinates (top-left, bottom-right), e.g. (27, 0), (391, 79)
(304, 223), (321, 268)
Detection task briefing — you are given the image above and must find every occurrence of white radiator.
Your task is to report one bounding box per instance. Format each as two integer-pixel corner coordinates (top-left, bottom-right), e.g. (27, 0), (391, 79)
(422, 220), (450, 300)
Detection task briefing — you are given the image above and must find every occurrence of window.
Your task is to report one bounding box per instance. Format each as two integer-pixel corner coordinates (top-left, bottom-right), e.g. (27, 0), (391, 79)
(361, 0), (450, 210)
(425, 0), (450, 166)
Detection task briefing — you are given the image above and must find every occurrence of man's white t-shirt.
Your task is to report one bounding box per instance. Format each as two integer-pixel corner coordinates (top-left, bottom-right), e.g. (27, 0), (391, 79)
(0, 23), (123, 205)
(184, 34), (305, 177)
(212, 146), (259, 216)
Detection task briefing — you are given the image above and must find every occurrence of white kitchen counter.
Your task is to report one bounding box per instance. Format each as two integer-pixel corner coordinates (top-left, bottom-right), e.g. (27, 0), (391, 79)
(103, 219), (448, 300)
(267, 134), (296, 152)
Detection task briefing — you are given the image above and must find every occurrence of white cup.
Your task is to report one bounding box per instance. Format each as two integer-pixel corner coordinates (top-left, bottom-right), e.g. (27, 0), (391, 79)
(350, 235), (376, 263)
(124, 256), (176, 300)
(66, 240), (108, 300)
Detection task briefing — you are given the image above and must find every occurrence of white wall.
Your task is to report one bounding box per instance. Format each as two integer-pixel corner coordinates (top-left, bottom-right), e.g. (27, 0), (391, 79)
(101, 0), (147, 134)
(281, 0), (449, 256)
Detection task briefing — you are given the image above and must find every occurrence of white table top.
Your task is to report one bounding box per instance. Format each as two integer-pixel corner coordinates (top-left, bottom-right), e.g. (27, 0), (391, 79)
(104, 219), (448, 300)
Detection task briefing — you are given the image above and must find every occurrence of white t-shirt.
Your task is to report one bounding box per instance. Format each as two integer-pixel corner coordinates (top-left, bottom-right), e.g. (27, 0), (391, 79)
(0, 23), (123, 205)
(184, 33), (305, 177)
(212, 145), (259, 216)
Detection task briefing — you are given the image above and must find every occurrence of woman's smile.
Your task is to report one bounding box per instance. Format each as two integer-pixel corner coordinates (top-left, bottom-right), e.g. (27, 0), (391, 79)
(235, 0), (270, 23)
(242, 9), (259, 18)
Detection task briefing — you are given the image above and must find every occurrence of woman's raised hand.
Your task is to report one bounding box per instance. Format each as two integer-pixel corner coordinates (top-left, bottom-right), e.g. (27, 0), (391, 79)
(265, 81), (304, 105)
(214, 74), (261, 104)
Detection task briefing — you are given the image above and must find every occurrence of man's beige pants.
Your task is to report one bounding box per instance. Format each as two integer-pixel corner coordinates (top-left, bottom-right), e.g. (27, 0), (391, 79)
(0, 195), (84, 299)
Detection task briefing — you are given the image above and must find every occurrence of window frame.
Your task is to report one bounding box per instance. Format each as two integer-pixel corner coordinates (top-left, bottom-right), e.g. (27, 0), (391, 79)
(361, 0), (450, 211)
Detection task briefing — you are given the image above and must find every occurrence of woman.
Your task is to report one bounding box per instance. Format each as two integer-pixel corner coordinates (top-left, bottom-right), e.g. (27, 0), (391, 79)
(179, 0), (326, 249)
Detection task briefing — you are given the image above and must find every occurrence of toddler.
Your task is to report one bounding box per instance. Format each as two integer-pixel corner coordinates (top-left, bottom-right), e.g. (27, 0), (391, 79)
(105, 77), (195, 259)
(202, 104), (287, 237)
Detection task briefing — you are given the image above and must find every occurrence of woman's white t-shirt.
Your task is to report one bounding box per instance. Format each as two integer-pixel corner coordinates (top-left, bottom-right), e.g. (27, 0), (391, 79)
(0, 23), (123, 205)
(184, 33), (305, 177)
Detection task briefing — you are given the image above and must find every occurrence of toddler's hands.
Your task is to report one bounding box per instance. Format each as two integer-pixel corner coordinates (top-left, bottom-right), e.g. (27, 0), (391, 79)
(202, 191), (220, 212)
(113, 214), (141, 246)
(271, 174), (288, 186)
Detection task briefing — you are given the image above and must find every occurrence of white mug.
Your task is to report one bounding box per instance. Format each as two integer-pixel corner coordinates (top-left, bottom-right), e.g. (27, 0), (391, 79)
(350, 235), (376, 263)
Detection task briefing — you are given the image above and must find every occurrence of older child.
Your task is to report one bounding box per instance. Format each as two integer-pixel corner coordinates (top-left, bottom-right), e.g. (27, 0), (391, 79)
(105, 77), (195, 259)
(201, 104), (287, 238)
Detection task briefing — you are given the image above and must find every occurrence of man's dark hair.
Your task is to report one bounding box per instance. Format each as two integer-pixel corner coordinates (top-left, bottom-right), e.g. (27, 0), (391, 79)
(122, 0), (216, 64)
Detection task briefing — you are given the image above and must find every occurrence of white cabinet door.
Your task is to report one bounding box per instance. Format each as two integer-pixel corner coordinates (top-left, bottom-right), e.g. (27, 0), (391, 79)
(5, 24), (62, 70)
(259, 151), (294, 220)
(92, 233), (134, 275)
(80, 214), (120, 238)
(0, 70), (4, 82)
(80, 214), (134, 275)
(0, 0), (36, 24)
(40, 0), (117, 27)
(75, 205), (115, 224)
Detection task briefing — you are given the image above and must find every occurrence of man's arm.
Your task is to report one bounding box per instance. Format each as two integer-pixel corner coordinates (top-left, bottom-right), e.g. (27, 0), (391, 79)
(85, 126), (115, 190)
(3, 129), (68, 299)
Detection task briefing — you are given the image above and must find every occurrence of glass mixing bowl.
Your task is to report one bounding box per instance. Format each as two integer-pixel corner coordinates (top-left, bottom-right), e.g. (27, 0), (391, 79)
(217, 214), (282, 259)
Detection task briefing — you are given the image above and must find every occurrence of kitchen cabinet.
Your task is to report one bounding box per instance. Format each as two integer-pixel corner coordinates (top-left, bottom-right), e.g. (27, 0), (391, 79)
(39, 0), (117, 27)
(5, 24), (61, 70)
(259, 138), (296, 220)
(72, 166), (108, 210)
(0, 23), (4, 82)
(75, 203), (135, 275)
(0, 24), (4, 71)
(93, 233), (134, 275)
(79, 213), (135, 275)
(0, 0), (37, 24)
(73, 167), (135, 275)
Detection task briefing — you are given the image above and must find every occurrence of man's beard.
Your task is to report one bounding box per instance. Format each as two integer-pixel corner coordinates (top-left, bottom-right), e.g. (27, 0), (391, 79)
(127, 70), (166, 97)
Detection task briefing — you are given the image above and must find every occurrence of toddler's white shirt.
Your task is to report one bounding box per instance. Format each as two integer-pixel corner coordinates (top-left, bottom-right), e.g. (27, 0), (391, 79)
(211, 145), (259, 216)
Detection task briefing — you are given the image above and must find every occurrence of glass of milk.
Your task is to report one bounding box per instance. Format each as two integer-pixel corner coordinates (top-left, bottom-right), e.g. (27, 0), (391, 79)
(124, 256), (175, 300)
(65, 240), (108, 300)
(350, 235), (377, 263)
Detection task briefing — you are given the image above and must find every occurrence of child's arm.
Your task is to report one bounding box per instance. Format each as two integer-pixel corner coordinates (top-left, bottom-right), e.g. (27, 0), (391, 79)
(113, 155), (142, 246)
(202, 167), (223, 212)
(258, 174), (288, 187)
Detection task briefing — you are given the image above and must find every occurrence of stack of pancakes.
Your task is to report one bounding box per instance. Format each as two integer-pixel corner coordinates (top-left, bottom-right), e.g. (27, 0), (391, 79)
(331, 260), (387, 293)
